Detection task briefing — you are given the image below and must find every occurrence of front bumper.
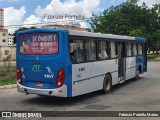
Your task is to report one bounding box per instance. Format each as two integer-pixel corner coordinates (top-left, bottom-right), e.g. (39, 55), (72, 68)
(17, 82), (67, 97)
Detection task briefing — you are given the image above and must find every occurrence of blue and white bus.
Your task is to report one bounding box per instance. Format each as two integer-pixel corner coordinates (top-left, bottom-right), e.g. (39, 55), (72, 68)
(16, 28), (147, 97)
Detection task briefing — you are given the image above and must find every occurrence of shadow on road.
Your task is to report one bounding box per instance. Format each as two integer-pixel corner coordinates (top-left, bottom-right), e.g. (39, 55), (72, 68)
(21, 77), (145, 107)
(110, 76), (144, 93)
(22, 91), (101, 107)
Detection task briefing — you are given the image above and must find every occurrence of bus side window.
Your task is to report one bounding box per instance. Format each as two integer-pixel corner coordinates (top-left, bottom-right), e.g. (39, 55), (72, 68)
(132, 43), (137, 56)
(69, 40), (75, 62)
(75, 40), (84, 63)
(85, 40), (96, 61)
(110, 41), (117, 58)
(107, 41), (111, 59)
(137, 43), (142, 55)
(118, 43), (122, 58)
(126, 42), (131, 57)
(98, 41), (109, 60)
(142, 43), (144, 56)
(69, 40), (84, 63)
(115, 41), (118, 58)
(131, 43), (133, 56)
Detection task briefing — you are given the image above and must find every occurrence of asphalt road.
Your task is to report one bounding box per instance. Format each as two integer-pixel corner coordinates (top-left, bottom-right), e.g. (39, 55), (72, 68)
(0, 61), (160, 120)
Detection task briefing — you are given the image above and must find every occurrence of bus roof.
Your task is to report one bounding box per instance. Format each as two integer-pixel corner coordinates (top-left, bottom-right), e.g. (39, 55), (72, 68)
(69, 30), (146, 41)
(17, 28), (146, 41)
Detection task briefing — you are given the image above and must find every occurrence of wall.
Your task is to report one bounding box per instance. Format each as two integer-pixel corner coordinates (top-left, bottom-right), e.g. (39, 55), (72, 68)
(0, 29), (8, 46)
(0, 9), (4, 28)
(8, 34), (15, 46)
(0, 46), (16, 61)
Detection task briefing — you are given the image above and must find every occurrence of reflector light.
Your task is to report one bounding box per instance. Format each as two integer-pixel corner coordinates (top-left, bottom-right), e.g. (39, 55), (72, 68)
(17, 68), (22, 85)
(56, 68), (64, 88)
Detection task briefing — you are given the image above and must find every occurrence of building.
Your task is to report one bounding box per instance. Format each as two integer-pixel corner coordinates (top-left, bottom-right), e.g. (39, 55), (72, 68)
(8, 33), (15, 46)
(0, 8), (16, 61)
(0, 28), (8, 46)
(65, 22), (81, 28)
(0, 29), (16, 61)
(0, 8), (4, 28)
(0, 31), (16, 61)
(41, 24), (88, 32)
(0, 9), (6, 47)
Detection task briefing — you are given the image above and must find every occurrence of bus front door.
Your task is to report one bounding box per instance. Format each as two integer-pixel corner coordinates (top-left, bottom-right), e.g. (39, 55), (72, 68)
(118, 42), (126, 82)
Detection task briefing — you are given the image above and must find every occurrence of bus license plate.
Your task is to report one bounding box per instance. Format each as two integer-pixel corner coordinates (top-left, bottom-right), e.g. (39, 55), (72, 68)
(35, 82), (43, 87)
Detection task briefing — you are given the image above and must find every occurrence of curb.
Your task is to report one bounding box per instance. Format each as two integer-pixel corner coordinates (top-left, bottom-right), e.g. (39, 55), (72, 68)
(0, 84), (17, 90)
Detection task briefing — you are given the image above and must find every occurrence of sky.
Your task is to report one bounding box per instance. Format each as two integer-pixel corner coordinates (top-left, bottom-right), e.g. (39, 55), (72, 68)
(0, 0), (160, 33)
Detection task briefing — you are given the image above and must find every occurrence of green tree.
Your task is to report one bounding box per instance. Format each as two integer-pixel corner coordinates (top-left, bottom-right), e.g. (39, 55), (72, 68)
(89, 0), (160, 53)
(90, 0), (143, 35)
(130, 29), (143, 37)
(13, 27), (36, 44)
(152, 30), (160, 53)
(3, 54), (11, 72)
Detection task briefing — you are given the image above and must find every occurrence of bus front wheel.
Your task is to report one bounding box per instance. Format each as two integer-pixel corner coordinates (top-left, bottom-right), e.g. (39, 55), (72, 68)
(102, 74), (112, 94)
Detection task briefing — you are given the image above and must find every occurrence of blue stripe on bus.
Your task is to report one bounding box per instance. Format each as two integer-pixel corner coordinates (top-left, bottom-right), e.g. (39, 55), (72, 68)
(73, 70), (118, 84)
(135, 37), (146, 41)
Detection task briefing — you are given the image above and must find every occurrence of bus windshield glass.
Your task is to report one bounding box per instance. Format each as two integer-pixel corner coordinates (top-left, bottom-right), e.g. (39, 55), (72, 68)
(20, 33), (58, 55)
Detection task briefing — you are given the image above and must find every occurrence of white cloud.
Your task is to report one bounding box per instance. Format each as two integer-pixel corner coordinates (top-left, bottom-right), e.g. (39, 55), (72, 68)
(23, 15), (42, 28)
(4, 7), (41, 33)
(79, 21), (88, 28)
(3, 0), (102, 33)
(4, 6), (26, 33)
(138, 0), (160, 6)
(35, 0), (101, 28)
(111, 0), (115, 4)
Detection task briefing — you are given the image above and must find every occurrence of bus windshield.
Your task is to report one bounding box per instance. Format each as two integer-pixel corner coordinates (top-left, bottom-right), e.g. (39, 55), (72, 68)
(20, 33), (58, 55)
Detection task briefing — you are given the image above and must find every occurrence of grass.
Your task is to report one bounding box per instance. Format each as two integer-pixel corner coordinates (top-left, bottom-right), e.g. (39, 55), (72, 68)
(0, 66), (16, 86)
(147, 53), (160, 59)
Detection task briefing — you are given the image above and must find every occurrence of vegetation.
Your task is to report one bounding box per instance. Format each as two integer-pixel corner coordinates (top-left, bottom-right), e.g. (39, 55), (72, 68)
(89, 0), (160, 53)
(147, 53), (160, 59)
(2, 54), (12, 72)
(0, 66), (16, 86)
(13, 26), (36, 44)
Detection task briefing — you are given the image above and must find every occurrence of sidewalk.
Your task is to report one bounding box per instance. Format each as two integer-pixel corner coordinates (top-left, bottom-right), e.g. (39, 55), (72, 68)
(0, 84), (17, 90)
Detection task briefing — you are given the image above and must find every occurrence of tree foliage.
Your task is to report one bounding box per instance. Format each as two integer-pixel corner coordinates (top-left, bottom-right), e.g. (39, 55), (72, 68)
(13, 27), (36, 44)
(3, 54), (11, 72)
(89, 0), (160, 52)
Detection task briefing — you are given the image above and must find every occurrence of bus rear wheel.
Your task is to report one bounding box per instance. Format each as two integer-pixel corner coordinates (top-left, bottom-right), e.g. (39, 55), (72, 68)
(102, 74), (112, 94)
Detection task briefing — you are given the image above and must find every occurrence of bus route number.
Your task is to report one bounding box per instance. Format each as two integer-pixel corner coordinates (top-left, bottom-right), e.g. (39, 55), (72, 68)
(79, 67), (85, 72)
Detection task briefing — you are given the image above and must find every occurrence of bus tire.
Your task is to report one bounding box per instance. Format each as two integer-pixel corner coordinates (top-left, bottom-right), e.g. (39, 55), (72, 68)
(102, 74), (112, 94)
